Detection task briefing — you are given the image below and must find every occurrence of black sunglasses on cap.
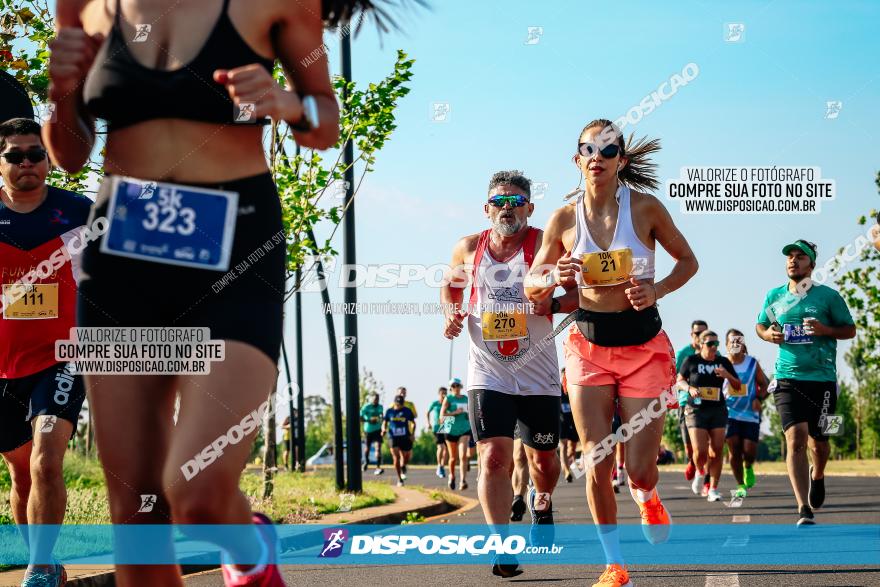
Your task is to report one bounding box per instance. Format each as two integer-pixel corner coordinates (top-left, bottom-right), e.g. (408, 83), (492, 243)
(577, 142), (621, 159)
(1, 149), (47, 165)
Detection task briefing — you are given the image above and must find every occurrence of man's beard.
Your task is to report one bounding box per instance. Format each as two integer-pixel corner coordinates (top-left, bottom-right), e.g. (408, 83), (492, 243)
(493, 216), (524, 236)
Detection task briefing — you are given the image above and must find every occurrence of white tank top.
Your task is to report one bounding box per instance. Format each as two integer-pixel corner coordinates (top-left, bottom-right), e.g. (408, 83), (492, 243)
(466, 227), (560, 396)
(571, 184), (655, 286)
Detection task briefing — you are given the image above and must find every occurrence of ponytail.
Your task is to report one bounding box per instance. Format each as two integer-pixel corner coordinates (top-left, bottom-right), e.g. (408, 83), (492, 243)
(322, 0), (426, 32)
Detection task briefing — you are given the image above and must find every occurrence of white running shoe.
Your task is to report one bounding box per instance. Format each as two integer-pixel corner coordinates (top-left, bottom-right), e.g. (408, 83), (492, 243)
(707, 488), (722, 502)
(691, 471), (704, 495)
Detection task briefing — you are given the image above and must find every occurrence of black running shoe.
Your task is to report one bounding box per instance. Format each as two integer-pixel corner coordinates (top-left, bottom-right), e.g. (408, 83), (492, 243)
(565, 472), (573, 483)
(492, 554), (523, 578)
(510, 495), (526, 522)
(797, 505), (816, 526)
(448, 477), (456, 491)
(808, 465), (826, 510)
(528, 486), (554, 547)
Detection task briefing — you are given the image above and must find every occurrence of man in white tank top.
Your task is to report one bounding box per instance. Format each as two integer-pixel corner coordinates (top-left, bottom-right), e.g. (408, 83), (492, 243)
(442, 170), (580, 578)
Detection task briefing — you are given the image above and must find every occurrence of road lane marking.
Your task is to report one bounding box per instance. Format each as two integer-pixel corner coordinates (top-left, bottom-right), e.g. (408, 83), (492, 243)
(732, 515), (750, 523)
(705, 573), (740, 587)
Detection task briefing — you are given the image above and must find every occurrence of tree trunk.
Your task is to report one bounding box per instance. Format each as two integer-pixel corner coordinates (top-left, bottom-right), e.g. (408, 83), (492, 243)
(263, 390), (276, 499)
(86, 408), (94, 456)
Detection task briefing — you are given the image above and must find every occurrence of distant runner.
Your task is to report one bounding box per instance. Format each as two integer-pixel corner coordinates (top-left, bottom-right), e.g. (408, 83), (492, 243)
(428, 386), (449, 478)
(675, 320), (708, 483)
(382, 395), (415, 486)
(756, 239), (855, 526)
(361, 393), (385, 476)
(438, 379), (471, 491)
(677, 331), (740, 502)
(723, 329), (769, 497)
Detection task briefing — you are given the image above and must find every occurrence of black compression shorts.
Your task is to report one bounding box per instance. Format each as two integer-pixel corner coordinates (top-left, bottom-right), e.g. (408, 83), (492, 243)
(469, 389), (560, 450)
(78, 173), (285, 364)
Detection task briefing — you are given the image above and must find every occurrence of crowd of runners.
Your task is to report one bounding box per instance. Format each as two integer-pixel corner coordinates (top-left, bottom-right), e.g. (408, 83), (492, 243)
(0, 0), (874, 585)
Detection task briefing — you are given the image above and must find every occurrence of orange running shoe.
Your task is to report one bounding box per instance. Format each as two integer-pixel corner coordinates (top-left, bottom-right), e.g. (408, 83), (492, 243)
(592, 563), (632, 587)
(635, 491), (672, 545)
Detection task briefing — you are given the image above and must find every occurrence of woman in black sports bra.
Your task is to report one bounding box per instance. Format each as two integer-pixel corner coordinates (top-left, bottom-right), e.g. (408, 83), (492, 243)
(43, 1), (380, 586)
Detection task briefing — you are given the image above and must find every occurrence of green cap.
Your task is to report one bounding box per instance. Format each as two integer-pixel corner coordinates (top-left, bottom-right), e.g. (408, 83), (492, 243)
(782, 239), (817, 263)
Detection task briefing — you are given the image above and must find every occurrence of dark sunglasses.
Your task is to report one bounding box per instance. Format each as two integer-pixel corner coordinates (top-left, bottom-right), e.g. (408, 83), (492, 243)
(703, 340), (720, 348)
(488, 194), (528, 208)
(1, 149), (47, 165)
(577, 142), (620, 158)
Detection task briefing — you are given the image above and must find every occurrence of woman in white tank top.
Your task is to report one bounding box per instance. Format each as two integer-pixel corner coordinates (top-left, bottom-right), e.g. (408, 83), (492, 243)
(524, 118), (699, 587)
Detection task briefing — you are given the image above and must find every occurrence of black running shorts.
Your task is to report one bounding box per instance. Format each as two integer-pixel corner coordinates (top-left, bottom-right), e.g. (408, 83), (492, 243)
(469, 389), (560, 450)
(0, 362), (85, 452)
(78, 173), (285, 364)
(773, 378), (838, 441)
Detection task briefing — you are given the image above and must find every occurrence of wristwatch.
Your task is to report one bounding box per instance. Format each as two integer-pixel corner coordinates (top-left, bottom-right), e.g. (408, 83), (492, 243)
(291, 95), (320, 131)
(550, 298), (561, 314)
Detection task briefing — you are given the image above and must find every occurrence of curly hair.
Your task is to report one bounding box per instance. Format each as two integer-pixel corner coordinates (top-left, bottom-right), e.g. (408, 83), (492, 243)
(488, 170), (531, 198)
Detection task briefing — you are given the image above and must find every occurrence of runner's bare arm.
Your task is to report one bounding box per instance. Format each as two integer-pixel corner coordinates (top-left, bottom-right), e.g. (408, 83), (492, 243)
(807, 321), (856, 340)
(439, 398), (449, 420)
(43, 0), (99, 172)
(755, 362), (770, 399)
(756, 323), (783, 344)
(525, 206), (577, 302)
(254, 0), (339, 149)
(441, 236), (476, 339)
(647, 195), (698, 299)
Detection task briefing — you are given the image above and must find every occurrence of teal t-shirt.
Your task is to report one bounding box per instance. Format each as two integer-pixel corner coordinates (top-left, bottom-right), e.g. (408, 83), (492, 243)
(675, 344), (696, 373)
(360, 403), (384, 433)
(428, 399), (444, 433)
(675, 345), (697, 405)
(757, 283), (854, 382)
(439, 394), (471, 437)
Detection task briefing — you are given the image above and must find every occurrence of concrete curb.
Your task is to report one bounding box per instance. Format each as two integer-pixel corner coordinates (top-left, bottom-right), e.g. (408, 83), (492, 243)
(0, 484), (460, 587)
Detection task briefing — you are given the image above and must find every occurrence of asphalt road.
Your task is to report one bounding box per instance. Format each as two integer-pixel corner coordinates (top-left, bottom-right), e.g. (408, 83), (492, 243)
(185, 466), (880, 586)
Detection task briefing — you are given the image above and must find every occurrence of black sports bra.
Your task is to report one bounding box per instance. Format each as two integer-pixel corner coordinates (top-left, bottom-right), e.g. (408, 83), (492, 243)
(83, 0), (274, 130)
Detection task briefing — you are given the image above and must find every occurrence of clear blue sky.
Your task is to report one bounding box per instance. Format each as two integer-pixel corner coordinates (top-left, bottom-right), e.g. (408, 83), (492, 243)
(280, 0), (879, 419)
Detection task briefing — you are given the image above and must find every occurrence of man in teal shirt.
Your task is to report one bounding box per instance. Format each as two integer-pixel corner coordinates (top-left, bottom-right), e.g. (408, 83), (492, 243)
(756, 239), (855, 526)
(360, 394), (385, 475)
(675, 319), (708, 482)
(427, 386), (448, 479)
